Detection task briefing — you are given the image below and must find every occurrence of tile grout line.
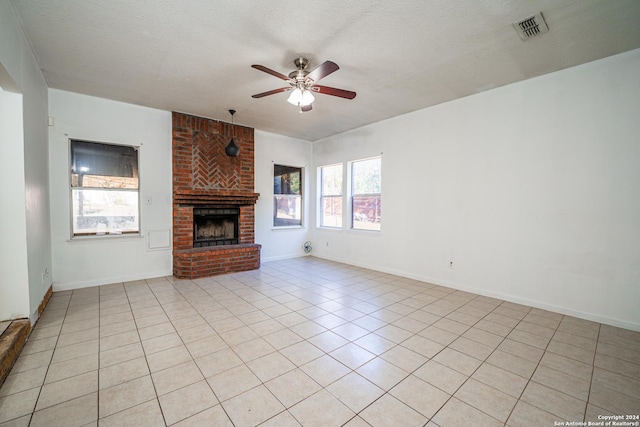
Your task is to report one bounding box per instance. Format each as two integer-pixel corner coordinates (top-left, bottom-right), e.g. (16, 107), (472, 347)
(584, 322), (601, 423)
(502, 308), (564, 426)
(27, 291), (72, 426)
(125, 278), (169, 427)
(164, 276), (240, 425)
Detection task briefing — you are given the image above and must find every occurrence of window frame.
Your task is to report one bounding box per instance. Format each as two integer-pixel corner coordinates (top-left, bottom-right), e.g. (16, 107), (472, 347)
(69, 138), (141, 239)
(273, 163), (304, 228)
(349, 156), (382, 232)
(318, 163), (344, 229)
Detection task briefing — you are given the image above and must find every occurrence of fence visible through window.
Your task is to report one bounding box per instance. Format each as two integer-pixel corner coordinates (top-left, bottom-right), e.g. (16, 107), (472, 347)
(351, 157), (381, 231)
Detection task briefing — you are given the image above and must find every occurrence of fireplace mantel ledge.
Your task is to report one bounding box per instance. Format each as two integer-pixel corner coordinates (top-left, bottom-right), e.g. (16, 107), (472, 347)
(174, 189), (260, 206)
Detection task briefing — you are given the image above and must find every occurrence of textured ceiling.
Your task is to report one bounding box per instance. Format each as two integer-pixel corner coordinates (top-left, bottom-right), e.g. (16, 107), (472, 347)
(9, 0), (640, 141)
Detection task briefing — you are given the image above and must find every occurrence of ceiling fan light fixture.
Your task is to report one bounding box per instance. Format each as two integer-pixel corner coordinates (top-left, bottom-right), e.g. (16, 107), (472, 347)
(301, 90), (315, 106)
(287, 87), (314, 107)
(287, 88), (303, 106)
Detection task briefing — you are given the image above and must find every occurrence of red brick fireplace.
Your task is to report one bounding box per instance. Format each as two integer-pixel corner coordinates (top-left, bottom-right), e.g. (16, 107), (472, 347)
(172, 112), (260, 279)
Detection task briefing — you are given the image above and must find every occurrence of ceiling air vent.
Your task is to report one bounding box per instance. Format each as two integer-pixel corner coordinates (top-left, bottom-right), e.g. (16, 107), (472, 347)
(513, 12), (549, 40)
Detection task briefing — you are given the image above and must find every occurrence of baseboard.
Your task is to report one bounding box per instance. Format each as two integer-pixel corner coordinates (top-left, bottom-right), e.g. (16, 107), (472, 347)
(29, 284), (53, 325)
(261, 253), (310, 263)
(38, 285), (53, 317)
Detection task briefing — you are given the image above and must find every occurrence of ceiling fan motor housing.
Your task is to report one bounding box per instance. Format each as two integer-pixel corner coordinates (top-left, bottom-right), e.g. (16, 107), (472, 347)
(293, 57), (310, 70)
(289, 69), (309, 81)
(289, 58), (311, 82)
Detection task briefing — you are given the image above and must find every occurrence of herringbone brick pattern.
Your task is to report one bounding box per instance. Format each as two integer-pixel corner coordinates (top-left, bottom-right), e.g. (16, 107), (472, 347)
(192, 132), (241, 190)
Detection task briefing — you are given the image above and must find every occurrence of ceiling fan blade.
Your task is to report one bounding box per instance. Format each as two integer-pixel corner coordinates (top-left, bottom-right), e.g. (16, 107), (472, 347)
(251, 64), (290, 81)
(301, 104), (313, 112)
(310, 85), (357, 100)
(305, 61), (339, 83)
(251, 87), (291, 98)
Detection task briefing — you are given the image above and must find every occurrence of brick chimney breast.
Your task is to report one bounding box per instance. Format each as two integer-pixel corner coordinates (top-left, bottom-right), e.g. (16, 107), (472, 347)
(172, 112), (261, 279)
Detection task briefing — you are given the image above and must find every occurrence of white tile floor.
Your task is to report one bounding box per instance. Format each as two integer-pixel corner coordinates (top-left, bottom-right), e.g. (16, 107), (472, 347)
(1, 257), (639, 426)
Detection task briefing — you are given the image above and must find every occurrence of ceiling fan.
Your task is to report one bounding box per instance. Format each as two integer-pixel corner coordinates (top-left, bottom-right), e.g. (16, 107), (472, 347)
(251, 58), (356, 112)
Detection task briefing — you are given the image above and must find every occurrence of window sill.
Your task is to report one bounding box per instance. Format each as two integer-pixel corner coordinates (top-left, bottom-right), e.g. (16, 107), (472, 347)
(272, 226), (305, 231)
(350, 228), (381, 234)
(67, 233), (143, 243)
(317, 226), (343, 231)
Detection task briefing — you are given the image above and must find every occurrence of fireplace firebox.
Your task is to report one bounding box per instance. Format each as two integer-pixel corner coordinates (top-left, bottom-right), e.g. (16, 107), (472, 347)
(193, 208), (239, 247)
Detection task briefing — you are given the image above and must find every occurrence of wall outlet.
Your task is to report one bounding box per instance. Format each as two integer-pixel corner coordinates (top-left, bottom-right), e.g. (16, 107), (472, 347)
(449, 261), (453, 269)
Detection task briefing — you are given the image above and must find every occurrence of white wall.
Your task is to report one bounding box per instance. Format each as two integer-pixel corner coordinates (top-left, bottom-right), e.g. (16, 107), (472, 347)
(0, 1), (52, 323)
(49, 89), (173, 290)
(254, 130), (313, 261)
(0, 86), (29, 320)
(311, 49), (640, 331)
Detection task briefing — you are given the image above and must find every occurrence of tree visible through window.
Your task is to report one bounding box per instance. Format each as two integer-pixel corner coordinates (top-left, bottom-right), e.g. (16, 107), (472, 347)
(70, 139), (140, 236)
(351, 157), (381, 231)
(320, 164), (343, 227)
(273, 164), (302, 227)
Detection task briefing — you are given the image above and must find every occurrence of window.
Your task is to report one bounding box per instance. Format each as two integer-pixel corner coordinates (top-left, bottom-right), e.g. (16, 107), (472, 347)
(273, 164), (302, 227)
(351, 156), (381, 231)
(70, 139), (139, 237)
(319, 164), (343, 227)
